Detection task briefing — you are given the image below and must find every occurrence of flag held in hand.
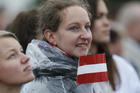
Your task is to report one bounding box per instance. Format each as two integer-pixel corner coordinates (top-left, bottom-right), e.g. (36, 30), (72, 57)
(77, 53), (108, 85)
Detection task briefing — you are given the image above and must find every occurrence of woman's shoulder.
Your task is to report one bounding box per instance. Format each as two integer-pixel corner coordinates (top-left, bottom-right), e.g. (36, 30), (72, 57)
(112, 54), (139, 80)
(26, 39), (42, 49)
(112, 55), (133, 68)
(26, 39), (46, 55)
(112, 54), (140, 92)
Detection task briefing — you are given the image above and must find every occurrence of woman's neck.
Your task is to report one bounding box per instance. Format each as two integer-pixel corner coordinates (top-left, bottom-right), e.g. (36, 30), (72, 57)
(89, 43), (97, 54)
(0, 83), (21, 93)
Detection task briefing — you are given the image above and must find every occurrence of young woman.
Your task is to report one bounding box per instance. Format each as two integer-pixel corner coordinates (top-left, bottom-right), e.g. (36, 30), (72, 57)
(87, 0), (140, 92)
(21, 0), (94, 93)
(0, 31), (34, 93)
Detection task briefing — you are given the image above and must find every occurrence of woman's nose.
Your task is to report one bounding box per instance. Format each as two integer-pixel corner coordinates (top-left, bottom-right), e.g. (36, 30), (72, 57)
(103, 17), (110, 26)
(21, 53), (30, 64)
(80, 29), (92, 41)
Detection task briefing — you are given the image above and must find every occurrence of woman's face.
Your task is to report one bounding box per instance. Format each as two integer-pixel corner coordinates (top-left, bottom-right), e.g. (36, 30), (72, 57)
(0, 37), (34, 85)
(92, 0), (110, 43)
(53, 6), (92, 57)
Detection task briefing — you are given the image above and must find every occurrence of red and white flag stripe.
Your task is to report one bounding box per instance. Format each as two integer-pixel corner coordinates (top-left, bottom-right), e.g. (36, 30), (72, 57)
(78, 63), (107, 75)
(77, 54), (108, 85)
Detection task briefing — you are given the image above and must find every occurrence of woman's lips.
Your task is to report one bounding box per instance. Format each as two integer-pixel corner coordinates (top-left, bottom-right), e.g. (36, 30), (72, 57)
(103, 29), (110, 35)
(24, 65), (32, 72)
(76, 43), (88, 50)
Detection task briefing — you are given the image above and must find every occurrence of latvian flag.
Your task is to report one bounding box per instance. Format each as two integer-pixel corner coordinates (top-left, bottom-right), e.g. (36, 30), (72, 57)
(77, 53), (108, 85)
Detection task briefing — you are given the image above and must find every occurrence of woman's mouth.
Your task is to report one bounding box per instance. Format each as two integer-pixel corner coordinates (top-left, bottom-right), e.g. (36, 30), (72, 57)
(103, 29), (110, 35)
(24, 65), (32, 72)
(76, 43), (88, 50)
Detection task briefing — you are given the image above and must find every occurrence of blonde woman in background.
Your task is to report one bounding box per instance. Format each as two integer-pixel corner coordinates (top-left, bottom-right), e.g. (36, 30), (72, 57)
(0, 31), (34, 93)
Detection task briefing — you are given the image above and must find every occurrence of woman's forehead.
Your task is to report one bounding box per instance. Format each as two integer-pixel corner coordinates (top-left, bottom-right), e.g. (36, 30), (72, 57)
(0, 37), (20, 54)
(61, 6), (89, 23)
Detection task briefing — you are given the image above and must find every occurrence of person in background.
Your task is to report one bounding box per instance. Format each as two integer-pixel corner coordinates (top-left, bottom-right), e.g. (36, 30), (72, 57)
(0, 31), (34, 93)
(21, 0), (95, 93)
(116, 1), (140, 79)
(9, 9), (39, 53)
(86, 0), (140, 92)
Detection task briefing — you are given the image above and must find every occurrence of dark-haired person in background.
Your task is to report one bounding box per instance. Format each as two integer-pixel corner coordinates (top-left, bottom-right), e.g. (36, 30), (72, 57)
(87, 0), (140, 92)
(9, 9), (39, 53)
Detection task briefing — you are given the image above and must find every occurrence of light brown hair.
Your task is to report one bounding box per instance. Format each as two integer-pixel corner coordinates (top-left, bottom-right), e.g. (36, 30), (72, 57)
(0, 30), (17, 40)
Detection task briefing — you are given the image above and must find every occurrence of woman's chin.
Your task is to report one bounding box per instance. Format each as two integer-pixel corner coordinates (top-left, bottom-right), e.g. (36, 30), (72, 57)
(24, 74), (35, 83)
(75, 52), (88, 57)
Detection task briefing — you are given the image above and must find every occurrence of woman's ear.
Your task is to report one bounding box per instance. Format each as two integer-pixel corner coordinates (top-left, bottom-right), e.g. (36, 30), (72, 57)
(44, 29), (56, 45)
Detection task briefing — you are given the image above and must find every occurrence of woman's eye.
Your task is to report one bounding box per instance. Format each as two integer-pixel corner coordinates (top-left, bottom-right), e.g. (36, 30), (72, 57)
(69, 26), (80, 32)
(8, 53), (16, 59)
(96, 13), (105, 19)
(96, 13), (109, 19)
(85, 25), (91, 30)
(96, 15), (102, 19)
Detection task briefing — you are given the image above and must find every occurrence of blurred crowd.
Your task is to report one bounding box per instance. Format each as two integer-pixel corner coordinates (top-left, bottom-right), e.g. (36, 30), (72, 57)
(110, 1), (140, 78)
(0, 0), (35, 30)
